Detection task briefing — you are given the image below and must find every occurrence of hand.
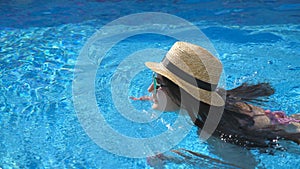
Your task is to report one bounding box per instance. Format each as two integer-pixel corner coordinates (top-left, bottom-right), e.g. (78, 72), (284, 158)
(129, 96), (152, 101)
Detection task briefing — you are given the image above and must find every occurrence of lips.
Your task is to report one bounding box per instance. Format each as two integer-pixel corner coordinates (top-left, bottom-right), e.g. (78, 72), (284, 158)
(152, 96), (158, 103)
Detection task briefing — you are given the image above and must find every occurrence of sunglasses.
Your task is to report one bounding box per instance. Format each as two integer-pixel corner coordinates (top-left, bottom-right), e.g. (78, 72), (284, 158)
(152, 73), (167, 94)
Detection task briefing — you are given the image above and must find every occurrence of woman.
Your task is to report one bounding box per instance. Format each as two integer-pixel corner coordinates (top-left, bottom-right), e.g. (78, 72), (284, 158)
(133, 41), (300, 148)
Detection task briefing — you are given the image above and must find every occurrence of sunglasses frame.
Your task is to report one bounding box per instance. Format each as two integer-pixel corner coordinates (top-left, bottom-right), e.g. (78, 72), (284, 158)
(152, 72), (167, 94)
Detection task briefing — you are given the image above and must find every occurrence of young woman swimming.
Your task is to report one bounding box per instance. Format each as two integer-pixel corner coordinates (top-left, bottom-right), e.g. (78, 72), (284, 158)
(132, 41), (300, 148)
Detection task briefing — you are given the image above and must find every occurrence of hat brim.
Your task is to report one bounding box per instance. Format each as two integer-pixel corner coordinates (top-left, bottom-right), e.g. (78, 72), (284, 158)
(145, 61), (225, 107)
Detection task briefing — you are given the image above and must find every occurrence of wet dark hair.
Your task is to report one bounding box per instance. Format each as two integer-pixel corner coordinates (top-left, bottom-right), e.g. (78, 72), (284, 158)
(159, 74), (285, 148)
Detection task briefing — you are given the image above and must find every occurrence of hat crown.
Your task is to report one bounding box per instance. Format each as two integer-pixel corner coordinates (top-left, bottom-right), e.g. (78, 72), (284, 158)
(144, 41), (225, 106)
(166, 41), (222, 85)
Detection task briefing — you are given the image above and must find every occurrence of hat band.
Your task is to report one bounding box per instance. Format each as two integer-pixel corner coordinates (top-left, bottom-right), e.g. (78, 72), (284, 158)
(162, 58), (217, 91)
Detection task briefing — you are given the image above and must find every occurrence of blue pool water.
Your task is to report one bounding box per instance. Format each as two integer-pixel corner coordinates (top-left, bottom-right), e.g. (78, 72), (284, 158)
(1, 0), (300, 168)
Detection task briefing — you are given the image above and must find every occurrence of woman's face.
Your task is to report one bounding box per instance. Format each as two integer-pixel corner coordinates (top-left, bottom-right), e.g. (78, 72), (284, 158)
(148, 74), (180, 112)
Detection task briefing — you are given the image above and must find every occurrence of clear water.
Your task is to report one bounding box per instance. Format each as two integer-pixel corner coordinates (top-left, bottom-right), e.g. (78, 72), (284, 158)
(1, 0), (300, 168)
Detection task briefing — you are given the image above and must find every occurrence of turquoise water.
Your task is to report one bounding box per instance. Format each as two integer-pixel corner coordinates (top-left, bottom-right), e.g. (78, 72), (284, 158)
(1, 0), (300, 168)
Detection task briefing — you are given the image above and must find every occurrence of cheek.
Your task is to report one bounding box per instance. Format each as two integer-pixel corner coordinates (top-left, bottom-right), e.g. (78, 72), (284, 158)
(164, 95), (180, 111)
(156, 90), (167, 101)
(152, 90), (180, 111)
(153, 90), (168, 110)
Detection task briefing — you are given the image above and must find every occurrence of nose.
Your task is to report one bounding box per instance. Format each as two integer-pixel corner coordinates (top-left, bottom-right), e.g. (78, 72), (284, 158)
(148, 83), (154, 93)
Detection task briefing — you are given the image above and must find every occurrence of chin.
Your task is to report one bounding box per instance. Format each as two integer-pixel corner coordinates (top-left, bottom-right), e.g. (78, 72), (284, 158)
(152, 104), (159, 110)
(152, 104), (165, 111)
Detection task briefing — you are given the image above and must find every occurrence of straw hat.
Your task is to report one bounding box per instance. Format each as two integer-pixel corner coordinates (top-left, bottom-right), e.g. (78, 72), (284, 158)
(145, 41), (225, 107)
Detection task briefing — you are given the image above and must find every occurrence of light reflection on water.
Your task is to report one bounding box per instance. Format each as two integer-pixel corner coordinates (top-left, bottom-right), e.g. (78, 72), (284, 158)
(1, 1), (300, 168)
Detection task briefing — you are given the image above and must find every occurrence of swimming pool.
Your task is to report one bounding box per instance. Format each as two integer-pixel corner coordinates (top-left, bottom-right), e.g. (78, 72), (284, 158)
(1, 0), (300, 168)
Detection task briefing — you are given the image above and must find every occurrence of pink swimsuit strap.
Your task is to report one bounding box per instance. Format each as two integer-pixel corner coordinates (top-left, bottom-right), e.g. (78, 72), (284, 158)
(265, 110), (300, 125)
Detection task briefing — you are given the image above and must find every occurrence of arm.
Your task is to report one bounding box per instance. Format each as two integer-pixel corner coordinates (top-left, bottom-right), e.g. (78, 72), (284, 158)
(129, 95), (152, 101)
